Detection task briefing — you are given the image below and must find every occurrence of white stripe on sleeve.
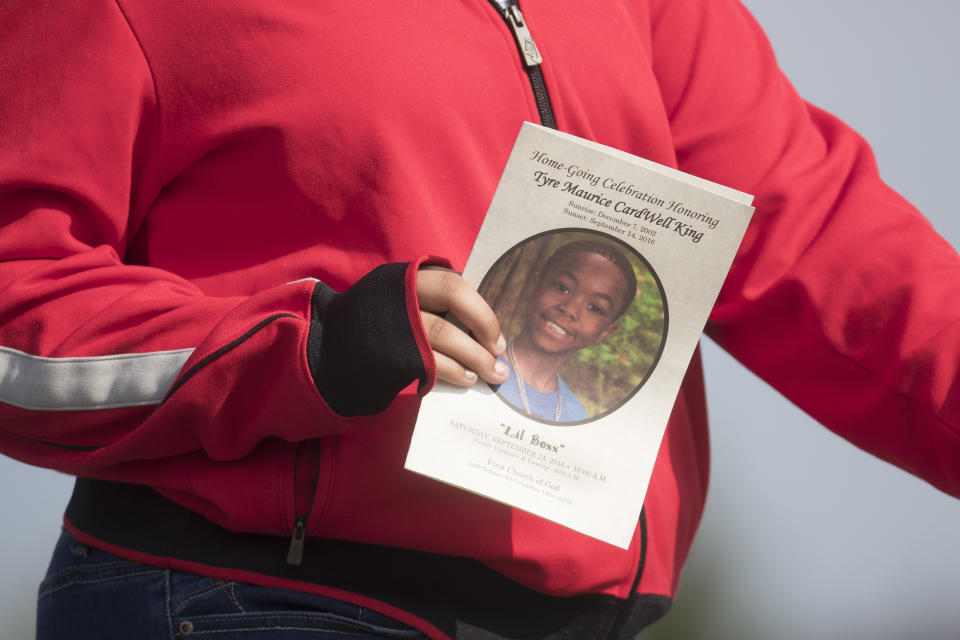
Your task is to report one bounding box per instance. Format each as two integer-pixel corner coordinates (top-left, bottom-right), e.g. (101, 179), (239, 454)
(0, 346), (194, 411)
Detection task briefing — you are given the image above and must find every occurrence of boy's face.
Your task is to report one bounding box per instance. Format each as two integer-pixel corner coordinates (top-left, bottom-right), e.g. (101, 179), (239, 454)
(524, 249), (630, 356)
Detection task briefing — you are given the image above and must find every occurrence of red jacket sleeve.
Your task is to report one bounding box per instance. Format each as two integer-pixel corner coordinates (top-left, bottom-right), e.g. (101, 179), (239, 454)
(648, 0), (960, 496)
(0, 2), (434, 475)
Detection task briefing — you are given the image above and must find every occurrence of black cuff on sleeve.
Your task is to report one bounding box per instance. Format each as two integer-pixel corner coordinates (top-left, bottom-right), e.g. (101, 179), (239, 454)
(307, 263), (426, 417)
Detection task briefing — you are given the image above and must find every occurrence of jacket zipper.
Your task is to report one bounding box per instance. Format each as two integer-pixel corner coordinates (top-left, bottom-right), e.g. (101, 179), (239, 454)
(603, 507), (649, 639)
(495, 6), (652, 627)
(286, 440), (322, 565)
(493, 2), (557, 130)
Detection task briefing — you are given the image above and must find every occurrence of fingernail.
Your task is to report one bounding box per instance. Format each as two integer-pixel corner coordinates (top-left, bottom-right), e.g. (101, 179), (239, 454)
(464, 370), (478, 384)
(495, 334), (506, 354)
(494, 361), (509, 378)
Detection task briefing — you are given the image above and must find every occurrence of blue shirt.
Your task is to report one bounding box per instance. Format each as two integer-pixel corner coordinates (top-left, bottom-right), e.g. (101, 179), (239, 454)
(495, 355), (589, 423)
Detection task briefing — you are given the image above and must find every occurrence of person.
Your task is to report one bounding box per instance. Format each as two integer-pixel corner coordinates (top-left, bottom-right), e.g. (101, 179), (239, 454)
(0, 1), (958, 639)
(494, 240), (638, 423)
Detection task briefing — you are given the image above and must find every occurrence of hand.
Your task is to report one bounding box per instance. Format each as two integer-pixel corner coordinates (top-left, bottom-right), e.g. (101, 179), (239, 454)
(416, 267), (509, 387)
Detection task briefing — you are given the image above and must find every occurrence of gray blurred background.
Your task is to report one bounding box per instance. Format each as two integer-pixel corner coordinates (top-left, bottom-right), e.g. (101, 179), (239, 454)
(1, 2), (958, 639)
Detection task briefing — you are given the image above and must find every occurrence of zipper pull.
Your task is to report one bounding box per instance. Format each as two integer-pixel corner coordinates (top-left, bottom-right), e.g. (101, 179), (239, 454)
(286, 516), (306, 566)
(504, 5), (542, 67)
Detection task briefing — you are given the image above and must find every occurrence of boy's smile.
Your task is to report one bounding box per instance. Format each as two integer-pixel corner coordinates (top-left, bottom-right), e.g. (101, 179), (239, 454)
(524, 249), (631, 356)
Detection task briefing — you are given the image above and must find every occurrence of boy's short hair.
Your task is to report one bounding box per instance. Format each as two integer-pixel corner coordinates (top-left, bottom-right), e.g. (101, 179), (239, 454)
(540, 241), (638, 318)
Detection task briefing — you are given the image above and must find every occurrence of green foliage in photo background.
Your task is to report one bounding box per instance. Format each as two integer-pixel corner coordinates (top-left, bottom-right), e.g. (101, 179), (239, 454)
(478, 230), (666, 418)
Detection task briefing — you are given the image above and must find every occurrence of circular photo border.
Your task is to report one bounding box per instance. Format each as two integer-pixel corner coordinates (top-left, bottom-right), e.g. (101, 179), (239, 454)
(478, 228), (669, 426)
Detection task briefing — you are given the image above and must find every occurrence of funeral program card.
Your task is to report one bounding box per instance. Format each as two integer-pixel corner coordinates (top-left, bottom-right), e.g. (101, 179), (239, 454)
(405, 123), (755, 548)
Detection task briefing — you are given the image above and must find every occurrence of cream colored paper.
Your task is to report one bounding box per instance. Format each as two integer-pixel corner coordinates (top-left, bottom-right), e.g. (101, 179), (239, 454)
(405, 123), (754, 548)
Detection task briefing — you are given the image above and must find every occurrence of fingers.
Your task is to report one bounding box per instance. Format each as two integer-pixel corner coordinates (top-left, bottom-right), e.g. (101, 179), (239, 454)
(417, 268), (505, 357)
(416, 268), (508, 387)
(421, 311), (509, 387)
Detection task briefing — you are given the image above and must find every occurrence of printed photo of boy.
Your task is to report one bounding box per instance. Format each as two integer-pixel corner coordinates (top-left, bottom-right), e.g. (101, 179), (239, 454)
(480, 230), (667, 424)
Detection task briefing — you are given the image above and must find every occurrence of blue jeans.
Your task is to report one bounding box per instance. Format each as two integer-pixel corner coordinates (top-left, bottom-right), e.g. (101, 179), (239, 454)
(37, 530), (429, 640)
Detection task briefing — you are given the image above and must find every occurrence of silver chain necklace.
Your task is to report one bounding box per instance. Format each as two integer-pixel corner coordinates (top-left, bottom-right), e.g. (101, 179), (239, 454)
(507, 338), (562, 421)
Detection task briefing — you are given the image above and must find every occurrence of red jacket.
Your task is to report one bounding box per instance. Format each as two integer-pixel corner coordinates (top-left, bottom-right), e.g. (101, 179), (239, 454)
(1, 1), (958, 637)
